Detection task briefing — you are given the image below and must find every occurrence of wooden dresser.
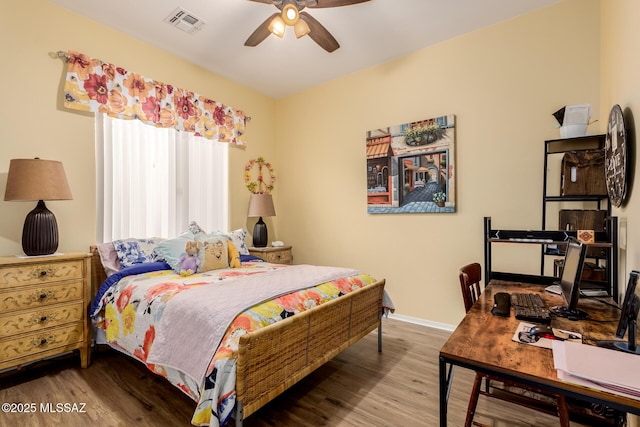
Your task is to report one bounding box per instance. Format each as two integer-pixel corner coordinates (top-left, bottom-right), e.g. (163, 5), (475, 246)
(0, 252), (91, 370)
(248, 246), (293, 265)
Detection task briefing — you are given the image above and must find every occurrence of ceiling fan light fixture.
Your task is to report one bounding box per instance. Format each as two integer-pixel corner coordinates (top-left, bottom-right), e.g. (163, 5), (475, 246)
(282, 4), (299, 26)
(294, 19), (310, 38)
(246, 0), (363, 52)
(268, 15), (286, 38)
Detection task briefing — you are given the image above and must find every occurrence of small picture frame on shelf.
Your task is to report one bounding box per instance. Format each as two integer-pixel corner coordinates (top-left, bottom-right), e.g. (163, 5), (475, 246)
(577, 230), (595, 244)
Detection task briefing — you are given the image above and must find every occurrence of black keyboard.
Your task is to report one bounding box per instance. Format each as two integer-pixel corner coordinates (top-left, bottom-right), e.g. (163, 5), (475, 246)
(511, 293), (551, 324)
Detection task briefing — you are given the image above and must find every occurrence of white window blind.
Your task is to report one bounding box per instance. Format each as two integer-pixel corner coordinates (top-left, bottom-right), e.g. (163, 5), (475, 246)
(96, 113), (228, 242)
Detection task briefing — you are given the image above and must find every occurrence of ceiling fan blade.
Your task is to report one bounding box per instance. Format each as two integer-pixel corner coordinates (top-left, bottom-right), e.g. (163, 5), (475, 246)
(300, 11), (339, 52)
(247, 0), (285, 9)
(310, 0), (371, 8)
(244, 12), (280, 47)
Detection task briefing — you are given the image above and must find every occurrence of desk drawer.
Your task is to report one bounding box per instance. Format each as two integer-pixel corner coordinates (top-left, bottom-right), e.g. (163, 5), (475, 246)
(0, 323), (84, 363)
(0, 260), (84, 290)
(0, 301), (84, 337)
(0, 281), (84, 313)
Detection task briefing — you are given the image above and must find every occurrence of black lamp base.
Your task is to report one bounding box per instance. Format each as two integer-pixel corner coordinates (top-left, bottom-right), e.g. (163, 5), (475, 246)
(22, 200), (59, 256)
(252, 216), (268, 248)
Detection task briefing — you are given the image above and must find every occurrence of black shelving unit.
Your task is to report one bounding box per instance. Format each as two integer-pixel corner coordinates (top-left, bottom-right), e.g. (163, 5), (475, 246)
(539, 134), (618, 298)
(542, 134), (610, 234)
(483, 135), (619, 298)
(542, 134), (609, 230)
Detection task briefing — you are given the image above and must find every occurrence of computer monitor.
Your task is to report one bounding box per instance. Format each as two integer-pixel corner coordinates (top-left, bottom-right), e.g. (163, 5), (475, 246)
(550, 237), (588, 320)
(599, 271), (640, 355)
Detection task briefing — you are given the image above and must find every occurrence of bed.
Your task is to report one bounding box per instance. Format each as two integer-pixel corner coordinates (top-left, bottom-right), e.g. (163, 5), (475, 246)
(88, 233), (386, 427)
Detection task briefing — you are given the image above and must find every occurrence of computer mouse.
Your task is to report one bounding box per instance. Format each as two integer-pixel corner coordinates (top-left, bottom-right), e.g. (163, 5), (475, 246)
(529, 325), (556, 339)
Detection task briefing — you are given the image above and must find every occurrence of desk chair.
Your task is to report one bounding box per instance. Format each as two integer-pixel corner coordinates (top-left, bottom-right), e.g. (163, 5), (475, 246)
(458, 263), (570, 427)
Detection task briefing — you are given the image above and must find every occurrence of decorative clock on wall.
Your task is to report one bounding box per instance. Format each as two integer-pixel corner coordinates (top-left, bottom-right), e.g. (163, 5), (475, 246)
(605, 104), (628, 208)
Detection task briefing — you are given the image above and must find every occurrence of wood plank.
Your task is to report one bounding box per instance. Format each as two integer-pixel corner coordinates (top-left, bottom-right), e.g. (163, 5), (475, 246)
(0, 319), (606, 426)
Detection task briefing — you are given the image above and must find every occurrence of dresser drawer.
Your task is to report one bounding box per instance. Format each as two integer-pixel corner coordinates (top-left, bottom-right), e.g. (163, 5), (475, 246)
(0, 260), (84, 290)
(249, 247), (294, 265)
(265, 250), (292, 264)
(0, 323), (84, 364)
(0, 301), (84, 337)
(0, 281), (84, 313)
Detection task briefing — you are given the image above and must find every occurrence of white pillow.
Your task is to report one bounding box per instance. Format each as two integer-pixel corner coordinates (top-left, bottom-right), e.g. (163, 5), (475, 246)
(97, 242), (121, 277)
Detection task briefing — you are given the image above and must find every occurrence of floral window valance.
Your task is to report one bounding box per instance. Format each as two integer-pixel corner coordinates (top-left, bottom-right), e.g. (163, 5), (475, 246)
(61, 50), (248, 146)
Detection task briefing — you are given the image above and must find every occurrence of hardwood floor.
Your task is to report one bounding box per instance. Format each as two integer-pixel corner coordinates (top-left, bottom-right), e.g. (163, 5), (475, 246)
(0, 319), (609, 427)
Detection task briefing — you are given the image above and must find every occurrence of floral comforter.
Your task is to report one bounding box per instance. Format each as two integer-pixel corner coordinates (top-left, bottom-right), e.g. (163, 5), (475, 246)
(91, 261), (378, 426)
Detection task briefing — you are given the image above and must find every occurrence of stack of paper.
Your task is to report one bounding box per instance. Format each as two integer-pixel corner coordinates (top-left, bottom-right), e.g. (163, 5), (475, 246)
(553, 341), (640, 399)
(512, 321), (581, 350)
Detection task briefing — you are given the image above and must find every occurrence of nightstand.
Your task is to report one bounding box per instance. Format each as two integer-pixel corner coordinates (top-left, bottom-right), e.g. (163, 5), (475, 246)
(0, 252), (92, 370)
(248, 246), (293, 265)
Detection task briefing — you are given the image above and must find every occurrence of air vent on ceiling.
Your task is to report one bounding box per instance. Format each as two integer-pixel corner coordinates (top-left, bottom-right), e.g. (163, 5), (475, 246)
(164, 7), (205, 34)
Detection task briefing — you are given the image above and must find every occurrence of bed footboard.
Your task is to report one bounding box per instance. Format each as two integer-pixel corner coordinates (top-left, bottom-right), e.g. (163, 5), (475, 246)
(235, 278), (385, 423)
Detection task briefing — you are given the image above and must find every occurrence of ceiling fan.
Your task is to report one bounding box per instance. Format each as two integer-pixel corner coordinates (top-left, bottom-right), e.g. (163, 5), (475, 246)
(244, 0), (372, 53)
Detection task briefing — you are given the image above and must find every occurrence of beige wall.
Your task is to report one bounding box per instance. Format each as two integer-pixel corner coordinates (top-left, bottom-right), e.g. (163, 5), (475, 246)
(274, 0), (602, 326)
(601, 0), (640, 306)
(3, 0), (626, 328)
(0, 0), (276, 255)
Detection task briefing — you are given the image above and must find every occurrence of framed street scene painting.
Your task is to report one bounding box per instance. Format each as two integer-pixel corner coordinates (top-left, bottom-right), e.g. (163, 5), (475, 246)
(366, 114), (455, 214)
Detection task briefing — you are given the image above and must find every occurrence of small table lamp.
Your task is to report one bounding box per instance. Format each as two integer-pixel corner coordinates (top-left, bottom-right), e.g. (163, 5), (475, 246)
(247, 193), (275, 248)
(4, 158), (73, 256)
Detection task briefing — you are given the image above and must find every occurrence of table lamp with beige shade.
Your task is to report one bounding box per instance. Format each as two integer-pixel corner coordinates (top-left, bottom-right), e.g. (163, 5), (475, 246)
(247, 193), (275, 248)
(4, 158), (73, 256)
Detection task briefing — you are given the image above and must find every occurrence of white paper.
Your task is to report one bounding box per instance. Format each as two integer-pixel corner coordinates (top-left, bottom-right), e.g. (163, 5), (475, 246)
(512, 321), (581, 350)
(562, 104), (591, 125)
(556, 368), (640, 399)
(553, 341), (640, 399)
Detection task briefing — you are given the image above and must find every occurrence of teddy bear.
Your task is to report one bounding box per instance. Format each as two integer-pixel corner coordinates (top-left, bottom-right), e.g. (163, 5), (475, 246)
(228, 240), (241, 268)
(178, 240), (201, 277)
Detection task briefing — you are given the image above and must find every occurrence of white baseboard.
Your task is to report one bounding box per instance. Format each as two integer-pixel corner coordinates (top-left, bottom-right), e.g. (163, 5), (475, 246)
(387, 313), (456, 332)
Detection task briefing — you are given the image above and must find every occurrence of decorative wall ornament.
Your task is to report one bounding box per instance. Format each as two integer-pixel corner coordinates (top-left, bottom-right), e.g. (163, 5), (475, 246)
(366, 114), (456, 214)
(245, 157), (276, 194)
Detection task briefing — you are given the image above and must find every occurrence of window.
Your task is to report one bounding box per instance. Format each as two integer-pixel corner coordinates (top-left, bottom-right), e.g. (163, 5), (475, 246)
(96, 114), (228, 242)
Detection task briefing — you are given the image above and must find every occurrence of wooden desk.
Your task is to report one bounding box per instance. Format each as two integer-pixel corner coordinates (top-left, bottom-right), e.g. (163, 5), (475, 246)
(439, 280), (640, 426)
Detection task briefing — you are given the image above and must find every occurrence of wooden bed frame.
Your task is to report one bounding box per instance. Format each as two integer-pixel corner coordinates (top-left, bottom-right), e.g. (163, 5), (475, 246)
(89, 246), (385, 426)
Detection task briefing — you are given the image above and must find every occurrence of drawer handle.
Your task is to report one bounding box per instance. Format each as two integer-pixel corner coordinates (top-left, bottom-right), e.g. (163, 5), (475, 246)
(39, 293), (48, 300)
(40, 316), (48, 322)
(40, 270), (47, 277)
(40, 338), (47, 345)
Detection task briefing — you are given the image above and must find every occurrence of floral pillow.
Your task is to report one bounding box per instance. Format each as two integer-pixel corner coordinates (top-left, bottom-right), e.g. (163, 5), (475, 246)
(185, 220), (206, 235)
(113, 238), (164, 268)
(220, 229), (250, 255)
